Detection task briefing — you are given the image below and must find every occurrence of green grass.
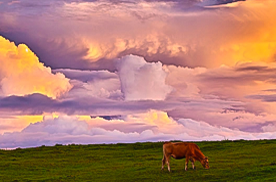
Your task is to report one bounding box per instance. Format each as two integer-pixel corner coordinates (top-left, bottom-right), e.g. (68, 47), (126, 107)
(1, 140), (276, 181)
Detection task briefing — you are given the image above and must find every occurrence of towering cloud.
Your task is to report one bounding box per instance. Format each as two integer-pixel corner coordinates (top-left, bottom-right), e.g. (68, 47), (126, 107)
(116, 55), (172, 100)
(0, 36), (72, 98)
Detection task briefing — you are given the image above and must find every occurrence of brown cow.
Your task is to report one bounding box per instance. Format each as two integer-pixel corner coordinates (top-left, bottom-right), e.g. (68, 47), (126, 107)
(161, 142), (209, 172)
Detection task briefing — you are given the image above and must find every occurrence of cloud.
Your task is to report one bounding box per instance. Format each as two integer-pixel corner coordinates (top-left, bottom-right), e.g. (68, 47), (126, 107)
(4, 0), (276, 71)
(196, 62), (276, 104)
(116, 54), (173, 100)
(163, 62), (276, 131)
(0, 36), (72, 98)
(23, 115), (91, 135)
(53, 69), (118, 83)
(0, 93), (176, 116)
(54, 69), (122, 99)
(0, 0), (275, 73)
(2, 60), (276, 134)
(262, 123), (276, 132)
(1, 0), (276, 147)
(202, 0), (246, 7)
(1, 60), (276, 134)
(0, 115), (43, 134)
(1, 110), (276, 148)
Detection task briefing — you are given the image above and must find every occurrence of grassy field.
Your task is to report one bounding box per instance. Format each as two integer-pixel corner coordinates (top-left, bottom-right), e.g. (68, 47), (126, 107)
(0, 140), (276, 182)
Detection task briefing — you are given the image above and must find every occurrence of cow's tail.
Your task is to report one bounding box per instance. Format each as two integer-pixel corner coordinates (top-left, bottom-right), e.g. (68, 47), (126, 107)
(161, 144), (167, 170)
(162, 143), (167, 160)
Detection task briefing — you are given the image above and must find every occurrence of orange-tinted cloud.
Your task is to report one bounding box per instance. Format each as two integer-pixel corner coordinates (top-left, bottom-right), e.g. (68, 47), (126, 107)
(2, 0), (276, 70)
(65, 0), (276, 69)
(0, 115), (43, 134)
(1, 0), (276, 148)
(0, 36), (72, 98)
(2, 110), (276, 148)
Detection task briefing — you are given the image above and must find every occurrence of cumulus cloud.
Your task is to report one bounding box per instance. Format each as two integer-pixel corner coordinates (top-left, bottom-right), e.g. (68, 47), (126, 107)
(116, 55), (172, 100)
(23, 115), (91, 135)
(162, 62), (276, 132)
(262, 123), (276, 132)
(0, 36), (72, 98)
(2, 61), (276, 134)
(1, 60), (276, 134)
(1, 110), (276, 149)
(0, 115), (44, 134)
(54, 69), (122, 99)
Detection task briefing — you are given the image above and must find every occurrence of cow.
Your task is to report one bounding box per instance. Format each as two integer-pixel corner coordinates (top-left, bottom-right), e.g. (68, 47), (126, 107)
(161, 142), (209, 172)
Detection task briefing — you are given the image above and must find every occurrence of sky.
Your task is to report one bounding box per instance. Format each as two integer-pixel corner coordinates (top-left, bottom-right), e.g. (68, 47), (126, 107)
(1, 0), (276, 148)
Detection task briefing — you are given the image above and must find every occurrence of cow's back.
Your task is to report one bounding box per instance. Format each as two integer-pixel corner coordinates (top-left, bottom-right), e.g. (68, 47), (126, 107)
(163, 142), (197, 159)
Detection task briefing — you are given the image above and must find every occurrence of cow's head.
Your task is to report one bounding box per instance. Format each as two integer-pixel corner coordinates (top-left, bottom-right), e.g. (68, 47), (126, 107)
(201, 157), (209, 169)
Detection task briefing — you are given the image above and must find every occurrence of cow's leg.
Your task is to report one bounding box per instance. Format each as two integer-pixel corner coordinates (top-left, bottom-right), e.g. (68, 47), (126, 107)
(185, 157), (189, 171)
(190, 158), (196, 170)
(166, 155), (171, 172)
(161, 155), (166, 170)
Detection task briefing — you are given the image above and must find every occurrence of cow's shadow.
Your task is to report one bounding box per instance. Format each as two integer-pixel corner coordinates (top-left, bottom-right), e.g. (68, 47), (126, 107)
(160, 168), (198, 173)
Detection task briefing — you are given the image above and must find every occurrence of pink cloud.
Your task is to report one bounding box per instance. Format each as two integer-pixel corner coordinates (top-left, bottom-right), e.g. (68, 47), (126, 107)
(1, 110), (276, 149)
(1, 0), (276, 147)
(116, 55), (172, 101)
